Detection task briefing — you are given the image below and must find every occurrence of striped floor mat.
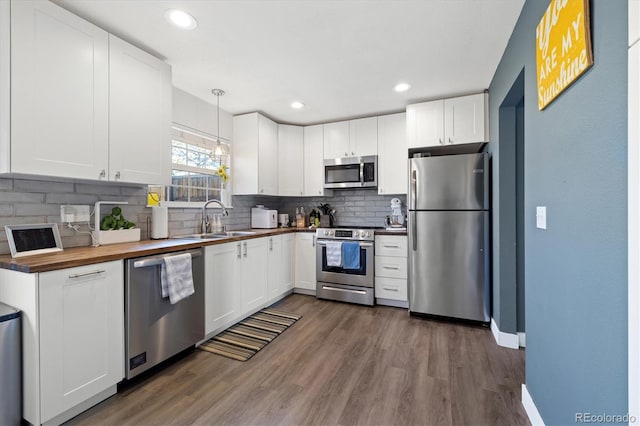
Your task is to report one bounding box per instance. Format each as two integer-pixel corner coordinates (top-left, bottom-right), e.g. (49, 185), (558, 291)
(199, 308), (302, 361)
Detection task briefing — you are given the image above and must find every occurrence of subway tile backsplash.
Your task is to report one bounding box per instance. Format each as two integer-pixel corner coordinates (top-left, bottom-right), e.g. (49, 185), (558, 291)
(0, 176), (406, 255)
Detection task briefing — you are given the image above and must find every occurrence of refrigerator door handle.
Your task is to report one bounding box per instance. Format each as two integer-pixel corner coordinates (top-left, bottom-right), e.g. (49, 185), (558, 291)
(410, 169), (417, 210)
(411, 211), (417, 251)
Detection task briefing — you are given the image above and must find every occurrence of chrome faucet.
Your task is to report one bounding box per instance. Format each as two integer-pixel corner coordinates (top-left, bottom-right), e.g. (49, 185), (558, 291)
(201, 199), (228, 233)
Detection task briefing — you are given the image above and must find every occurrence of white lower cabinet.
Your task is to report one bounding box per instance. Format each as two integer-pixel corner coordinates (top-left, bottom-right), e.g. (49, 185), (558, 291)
(0, 261), (124, 426)
(205, 242), (242, 336)
(282, 234), (295, 291)
(239, 238), (269, 315)
(205, 236), (290, 337)
(267, 235), (283, 299)
(375, 235), (408, 306)
(294, 232), (317, 292)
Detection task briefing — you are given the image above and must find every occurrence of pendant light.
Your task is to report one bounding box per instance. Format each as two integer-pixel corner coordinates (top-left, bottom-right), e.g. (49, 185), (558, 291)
(211, 89), (228, 156)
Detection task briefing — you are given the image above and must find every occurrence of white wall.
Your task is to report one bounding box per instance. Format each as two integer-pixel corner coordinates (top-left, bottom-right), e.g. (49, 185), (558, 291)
(172, 87), (232, 141)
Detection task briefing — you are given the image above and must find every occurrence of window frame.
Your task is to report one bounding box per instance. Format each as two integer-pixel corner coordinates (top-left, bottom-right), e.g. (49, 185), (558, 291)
(160, 125), (232, 208)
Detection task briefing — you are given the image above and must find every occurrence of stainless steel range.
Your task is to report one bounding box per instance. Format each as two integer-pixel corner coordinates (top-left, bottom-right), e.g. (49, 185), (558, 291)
(315, 227), (375, 306)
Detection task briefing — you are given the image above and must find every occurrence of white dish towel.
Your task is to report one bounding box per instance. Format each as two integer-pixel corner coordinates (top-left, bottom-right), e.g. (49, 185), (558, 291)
(325, 241), (343, 267)
(161, 253), (195, 304)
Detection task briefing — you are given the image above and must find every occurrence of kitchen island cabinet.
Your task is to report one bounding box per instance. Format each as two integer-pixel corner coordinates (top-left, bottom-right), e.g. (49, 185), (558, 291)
(0, 261), (124, 426)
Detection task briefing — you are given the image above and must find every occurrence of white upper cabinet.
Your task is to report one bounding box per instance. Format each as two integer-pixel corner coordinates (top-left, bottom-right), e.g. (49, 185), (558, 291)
(349, 116), (378, 156)
(304, 124), (331, 196)
(278, 124), (304, 196)
(5, 0), (172, 184)
(407, 93), (487, 148)
(233, 112), (279, 195)
(109, 35), (171, 185)
(407, 99), (444, 148)
(10, 0), (109, 180)
(323, 120), (350, 158)
(444, 93), (487, 145)
(377, 113), (407, 195)
(323, 118), (378, 158)
(1, 1), (11, 174)
(632, 0), (640, 47)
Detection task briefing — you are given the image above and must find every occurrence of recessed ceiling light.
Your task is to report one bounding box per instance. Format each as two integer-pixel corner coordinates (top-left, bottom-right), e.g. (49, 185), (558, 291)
(165, 9), (197, 30)
(291, 101), (305, 109)
(394, 83), (411, 92)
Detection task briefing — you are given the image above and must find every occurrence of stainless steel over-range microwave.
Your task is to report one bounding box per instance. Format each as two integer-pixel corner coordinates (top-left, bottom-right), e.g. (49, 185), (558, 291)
(323, 155), (378, 189)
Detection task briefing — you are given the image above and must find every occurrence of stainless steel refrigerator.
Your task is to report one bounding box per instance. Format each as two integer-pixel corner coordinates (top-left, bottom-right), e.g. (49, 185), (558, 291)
(408, 152), (490, 323)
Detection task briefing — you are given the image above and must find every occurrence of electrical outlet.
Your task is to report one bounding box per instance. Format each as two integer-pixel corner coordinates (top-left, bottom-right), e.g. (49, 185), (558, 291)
(536, 206), (547, 230)
(60, 205), (91, 223)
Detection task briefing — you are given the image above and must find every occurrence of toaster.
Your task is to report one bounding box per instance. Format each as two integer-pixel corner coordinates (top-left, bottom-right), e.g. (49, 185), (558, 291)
(251, 207), (278, 229)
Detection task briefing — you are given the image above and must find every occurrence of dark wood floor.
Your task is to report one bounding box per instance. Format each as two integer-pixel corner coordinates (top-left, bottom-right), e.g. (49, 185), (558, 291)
(67, 294), (529, 426)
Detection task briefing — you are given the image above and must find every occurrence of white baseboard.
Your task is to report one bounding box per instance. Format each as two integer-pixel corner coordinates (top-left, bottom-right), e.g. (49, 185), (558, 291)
(293, 288), (316, 296)
(518, 332), (526, 347)
(490, 318), (519, 349)
(522, 384), (545, 425)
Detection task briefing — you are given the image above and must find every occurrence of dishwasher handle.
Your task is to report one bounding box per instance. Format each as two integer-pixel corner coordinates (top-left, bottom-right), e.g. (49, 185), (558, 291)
(133, 249), (202, 268)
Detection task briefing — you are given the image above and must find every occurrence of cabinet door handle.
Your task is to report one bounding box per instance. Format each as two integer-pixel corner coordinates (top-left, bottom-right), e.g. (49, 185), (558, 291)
(68, 269), (105, 279)
(312, 235), (316, 247)
(351, 151), (355, 156)
(438, 138), (443, 144)
(448, 137), (453, 144)
(99, 169), (106, 179)
(383, 266), (400, 270)
(318, 190), (321, 195)
(269, 238), (273, 251)
(383, 245), (400, 248)
(237, 243), (241, 259)
(243, 241), (248, 257)
(344, 152), (348, 157)
(115, 171), (121, 180)
(382, 287), (399, 292)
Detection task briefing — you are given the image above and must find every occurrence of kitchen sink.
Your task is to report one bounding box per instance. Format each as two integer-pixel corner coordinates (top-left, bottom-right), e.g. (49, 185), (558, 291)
(172, 233), (228, 240)
(172, 230), (258, 240)
(218, 231), (257, 237)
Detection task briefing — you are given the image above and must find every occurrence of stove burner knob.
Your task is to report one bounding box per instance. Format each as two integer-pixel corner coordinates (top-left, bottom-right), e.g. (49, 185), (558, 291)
(324, 230), (329, 236)
(364, 231), (371, 238)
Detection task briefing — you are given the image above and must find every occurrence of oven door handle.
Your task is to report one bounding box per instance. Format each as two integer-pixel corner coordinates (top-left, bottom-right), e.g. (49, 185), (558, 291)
(316, 241), (373, 247)
(321, 285), (368, 295)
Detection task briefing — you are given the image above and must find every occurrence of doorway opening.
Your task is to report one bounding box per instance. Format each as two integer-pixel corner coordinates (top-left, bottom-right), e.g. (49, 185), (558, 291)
(498, 69), (525, 345)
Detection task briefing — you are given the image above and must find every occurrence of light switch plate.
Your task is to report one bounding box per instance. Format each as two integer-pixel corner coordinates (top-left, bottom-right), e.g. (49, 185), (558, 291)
(536, 206), (547, 229)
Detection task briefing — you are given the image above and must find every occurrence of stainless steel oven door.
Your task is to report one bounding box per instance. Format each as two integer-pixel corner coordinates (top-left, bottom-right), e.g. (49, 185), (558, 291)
(316, 240), (374, 287)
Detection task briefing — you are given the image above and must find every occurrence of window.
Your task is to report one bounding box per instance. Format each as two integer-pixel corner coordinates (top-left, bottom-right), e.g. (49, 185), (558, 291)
(165, 126), (231, 205)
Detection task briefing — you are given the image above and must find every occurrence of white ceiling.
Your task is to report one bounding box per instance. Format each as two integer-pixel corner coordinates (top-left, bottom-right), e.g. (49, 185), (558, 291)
(53, 0), (524, 125)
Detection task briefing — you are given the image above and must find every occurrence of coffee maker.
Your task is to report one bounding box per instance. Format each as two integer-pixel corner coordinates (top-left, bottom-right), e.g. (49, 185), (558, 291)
(384, 198), (405, 229)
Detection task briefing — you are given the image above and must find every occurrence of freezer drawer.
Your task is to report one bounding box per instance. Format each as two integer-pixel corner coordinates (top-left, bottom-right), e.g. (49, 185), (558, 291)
(408, 210), (490, 322)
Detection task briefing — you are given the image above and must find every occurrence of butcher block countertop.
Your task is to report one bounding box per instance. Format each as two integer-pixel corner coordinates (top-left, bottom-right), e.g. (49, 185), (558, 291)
(0, 226), (405, 273)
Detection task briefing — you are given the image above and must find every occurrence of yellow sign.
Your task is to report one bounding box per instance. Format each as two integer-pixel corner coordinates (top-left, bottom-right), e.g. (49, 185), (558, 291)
(536, 0), (593, 110)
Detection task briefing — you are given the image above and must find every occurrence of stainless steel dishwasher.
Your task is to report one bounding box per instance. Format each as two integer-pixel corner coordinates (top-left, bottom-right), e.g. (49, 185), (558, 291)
(125, 248), (204, 379)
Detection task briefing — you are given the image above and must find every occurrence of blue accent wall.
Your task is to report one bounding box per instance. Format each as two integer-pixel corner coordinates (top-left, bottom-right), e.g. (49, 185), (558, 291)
(489, 0), (628, 423)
